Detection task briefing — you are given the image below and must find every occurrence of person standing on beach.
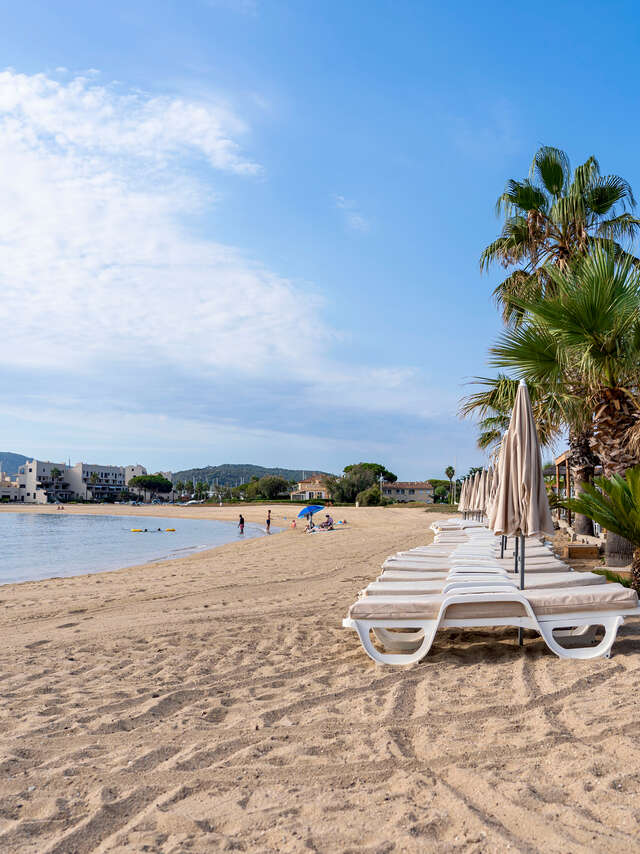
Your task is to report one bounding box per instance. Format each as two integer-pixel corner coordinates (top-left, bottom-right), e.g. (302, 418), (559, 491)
(266, 509), (271, 534)
(238, 514), (245, 535)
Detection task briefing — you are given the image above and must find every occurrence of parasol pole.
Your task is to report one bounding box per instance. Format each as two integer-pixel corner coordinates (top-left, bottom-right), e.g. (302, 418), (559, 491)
(518, 530), (525, 646)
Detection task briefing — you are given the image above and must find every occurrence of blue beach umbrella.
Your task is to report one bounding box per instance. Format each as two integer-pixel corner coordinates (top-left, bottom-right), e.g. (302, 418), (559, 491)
(298, 505), (324, 525)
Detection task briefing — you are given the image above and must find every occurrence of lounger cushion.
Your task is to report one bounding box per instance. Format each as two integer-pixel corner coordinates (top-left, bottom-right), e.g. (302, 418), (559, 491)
(368, 572), (606, 594)
(349, 584), (638, 620)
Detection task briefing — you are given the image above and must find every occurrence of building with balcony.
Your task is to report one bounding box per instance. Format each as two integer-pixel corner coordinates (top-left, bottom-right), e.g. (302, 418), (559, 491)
(16, 460), (73, 503)
(382, 481), (434, 503)
(13, 459), (144, 503)
(66, 463), (126, 501)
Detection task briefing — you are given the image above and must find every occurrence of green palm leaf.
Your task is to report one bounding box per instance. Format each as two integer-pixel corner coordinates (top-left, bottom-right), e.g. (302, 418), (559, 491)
(530, 146), (570, 197)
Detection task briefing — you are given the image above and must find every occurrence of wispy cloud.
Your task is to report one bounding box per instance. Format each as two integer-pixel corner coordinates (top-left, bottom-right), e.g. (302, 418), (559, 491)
(449, 99), (521, 160)
(204, 0), (258, 15)
(334, 194), (370, 233)
(0, 69), (456, 470)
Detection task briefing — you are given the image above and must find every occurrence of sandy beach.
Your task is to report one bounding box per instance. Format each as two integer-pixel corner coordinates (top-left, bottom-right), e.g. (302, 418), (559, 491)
(1, 503), (639, 853)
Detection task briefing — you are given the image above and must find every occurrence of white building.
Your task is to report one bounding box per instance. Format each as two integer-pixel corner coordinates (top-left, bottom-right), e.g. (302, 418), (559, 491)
(382, 481), (435, 503)
(290, 475), (328, 501)
(16, 460), (73, 504)
(66, 463), (126, 501)
(11, 459), (147, 503)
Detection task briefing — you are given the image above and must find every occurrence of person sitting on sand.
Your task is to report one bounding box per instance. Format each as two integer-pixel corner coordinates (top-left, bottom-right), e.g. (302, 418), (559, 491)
(319, 514), (334, 530)
(304, 521), (315, 533)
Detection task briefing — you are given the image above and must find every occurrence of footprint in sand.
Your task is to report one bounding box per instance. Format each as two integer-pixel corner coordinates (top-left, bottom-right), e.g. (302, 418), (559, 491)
(25, 639), (50, 649)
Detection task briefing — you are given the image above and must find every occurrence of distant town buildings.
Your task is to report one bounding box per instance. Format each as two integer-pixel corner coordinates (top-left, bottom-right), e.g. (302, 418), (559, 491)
(382, 481), (434, 503)
(1, 460), (152, 503)
(290, 475), (329, 501)
(0, 470), (21, 502)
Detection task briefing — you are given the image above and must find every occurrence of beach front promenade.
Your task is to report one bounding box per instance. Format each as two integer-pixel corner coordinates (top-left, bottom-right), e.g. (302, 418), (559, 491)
(0, 505), (639, 852)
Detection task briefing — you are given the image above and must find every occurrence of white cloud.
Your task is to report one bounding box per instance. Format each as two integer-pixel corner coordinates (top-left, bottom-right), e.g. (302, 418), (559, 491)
(0, 70), (260, 175)
(334, 194), (370, 233)
(0, 69), (455, 466)
(0, 70), (325, 379)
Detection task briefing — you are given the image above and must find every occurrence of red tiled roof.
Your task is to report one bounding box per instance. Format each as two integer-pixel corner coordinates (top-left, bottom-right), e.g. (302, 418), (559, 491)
(383, 481), (433, 489)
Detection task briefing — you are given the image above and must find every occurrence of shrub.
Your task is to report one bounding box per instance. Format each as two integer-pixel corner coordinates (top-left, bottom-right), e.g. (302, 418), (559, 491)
(356, 484), (384, 506)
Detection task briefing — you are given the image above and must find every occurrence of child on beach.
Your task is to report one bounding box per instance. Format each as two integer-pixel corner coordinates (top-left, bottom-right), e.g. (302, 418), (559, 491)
(238, 514), (245, 535)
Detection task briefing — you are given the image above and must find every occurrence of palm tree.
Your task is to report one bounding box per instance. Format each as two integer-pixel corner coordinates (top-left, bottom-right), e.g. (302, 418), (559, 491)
(444, 466), (455, 504)
(489, 247), (640, 563)
(460, 374), (563, 450)
(562, 468), (640, 591)
(480, 146), (639, 325)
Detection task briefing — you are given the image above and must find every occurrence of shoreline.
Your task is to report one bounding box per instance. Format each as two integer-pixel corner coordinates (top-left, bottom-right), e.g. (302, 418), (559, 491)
(1, 506), (639, 852)
(0, 510), (280, 589)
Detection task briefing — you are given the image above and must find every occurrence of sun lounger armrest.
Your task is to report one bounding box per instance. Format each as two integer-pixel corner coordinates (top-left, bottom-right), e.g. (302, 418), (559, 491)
(442, 580), (517, 594)
(436, 589), (537, 621)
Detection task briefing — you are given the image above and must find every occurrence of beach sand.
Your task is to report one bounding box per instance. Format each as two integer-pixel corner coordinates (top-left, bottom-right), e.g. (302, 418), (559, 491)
(0, 503), (639, 853)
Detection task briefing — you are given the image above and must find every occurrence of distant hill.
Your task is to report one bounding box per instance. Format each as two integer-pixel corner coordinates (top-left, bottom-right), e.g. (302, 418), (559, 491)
(0, 452), (29, 475)
(171, 463), (333, 487)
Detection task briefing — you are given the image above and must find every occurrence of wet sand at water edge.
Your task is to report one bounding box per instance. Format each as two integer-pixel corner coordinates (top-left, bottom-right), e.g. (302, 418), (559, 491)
(0, 503), (639, 853)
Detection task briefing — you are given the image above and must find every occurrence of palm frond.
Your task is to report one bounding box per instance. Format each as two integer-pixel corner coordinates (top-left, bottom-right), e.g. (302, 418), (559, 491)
(530, 146), (570, 197)
(495, 180), (548, 217)
(570, 156), (600, 196)
(459, 375), (520, 419)
(460, 374), (565, 451)
(586, 174), (636, 214)
(492, 269), (544, 324)
(489, 323), (565, 385)
(596, 213), (640, 243)
(563, 470), (640, 561)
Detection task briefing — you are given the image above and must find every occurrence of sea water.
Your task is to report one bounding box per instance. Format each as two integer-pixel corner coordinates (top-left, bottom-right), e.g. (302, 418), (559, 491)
(0, 512), (274, 585)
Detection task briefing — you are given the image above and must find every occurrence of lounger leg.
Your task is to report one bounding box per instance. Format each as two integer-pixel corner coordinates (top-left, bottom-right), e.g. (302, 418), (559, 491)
(372, 627), (425, 651)
(537, 616), (624, 660)
(354, 622), (438, 665)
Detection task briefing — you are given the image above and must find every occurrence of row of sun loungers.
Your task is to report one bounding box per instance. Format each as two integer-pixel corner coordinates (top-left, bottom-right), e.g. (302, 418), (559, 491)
(343, 518), (640, 664)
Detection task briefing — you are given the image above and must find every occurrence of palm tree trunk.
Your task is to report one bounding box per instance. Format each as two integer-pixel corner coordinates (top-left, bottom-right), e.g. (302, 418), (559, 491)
(606, 531), (635, 568)
(568, 427), (598, 537)
(632, 548), (640, 593)
(592, 388), (640, 565)
(572, 467), (594, 536)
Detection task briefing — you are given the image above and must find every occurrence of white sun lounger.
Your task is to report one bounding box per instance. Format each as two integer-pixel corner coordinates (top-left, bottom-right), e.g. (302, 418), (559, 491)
(371, 572), (606, 592)
(382, 557), (569, 572)
(343, 584), (639, 663)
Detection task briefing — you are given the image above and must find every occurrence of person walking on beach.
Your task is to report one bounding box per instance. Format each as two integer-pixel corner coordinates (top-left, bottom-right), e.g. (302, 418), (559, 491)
(266, 509), (271, 534)
(238, 514), (245, 535)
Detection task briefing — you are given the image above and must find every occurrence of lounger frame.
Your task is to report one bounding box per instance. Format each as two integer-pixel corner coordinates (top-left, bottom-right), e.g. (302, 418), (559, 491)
(343, 588), (640, 665)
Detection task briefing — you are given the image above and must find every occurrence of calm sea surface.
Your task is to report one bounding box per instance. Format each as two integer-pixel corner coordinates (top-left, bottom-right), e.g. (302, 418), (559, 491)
(0, 513), (273, 585)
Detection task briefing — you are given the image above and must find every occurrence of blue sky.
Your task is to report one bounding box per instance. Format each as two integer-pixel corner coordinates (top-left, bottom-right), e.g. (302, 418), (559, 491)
(1, 0), (638, 477)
